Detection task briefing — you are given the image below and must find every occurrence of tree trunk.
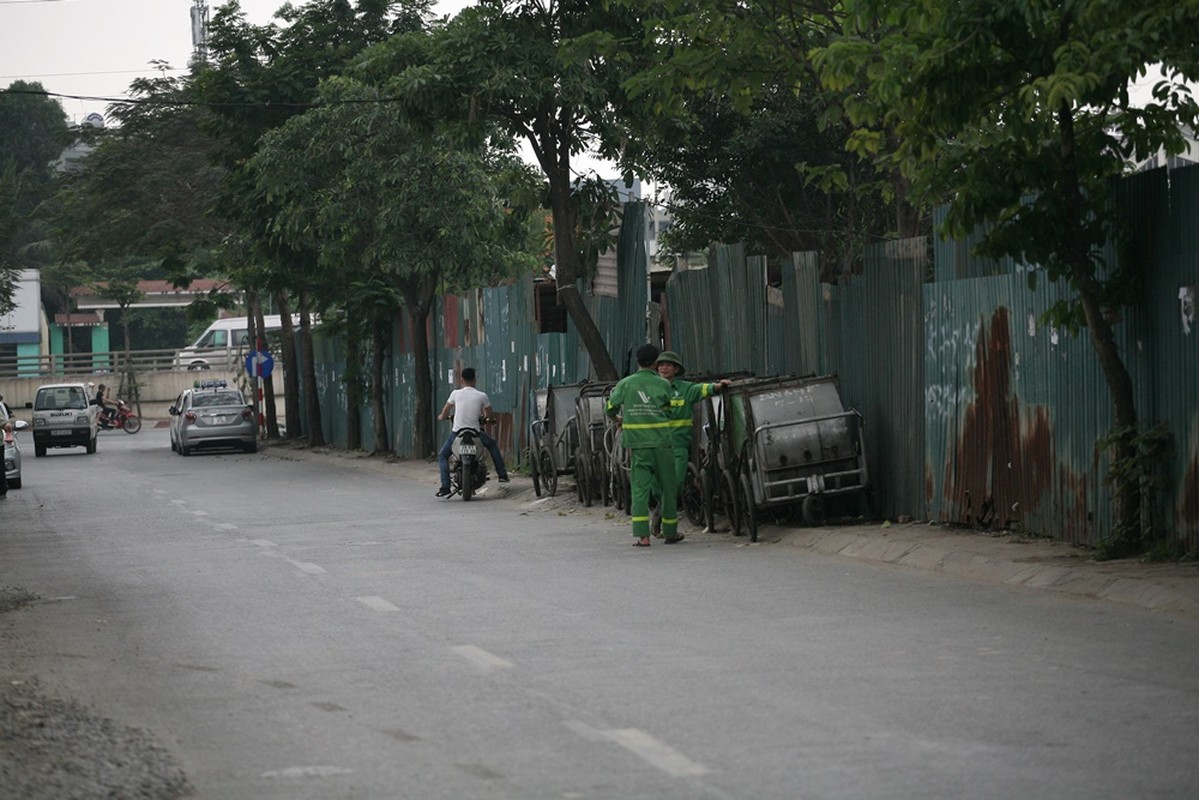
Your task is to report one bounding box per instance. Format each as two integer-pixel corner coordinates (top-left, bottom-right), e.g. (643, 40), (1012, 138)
(370, 315), (390, 455)
(894, 172), (921, 239)
(251, 297), (281, 439)
(401, 285), (436, 459)
(1057, 101), (1140, 541)
(274, 291), (303, 440)
(411, 304), (435, 458)
(298, 290), (325, 447)
(544, 154), (619, 381)
(345, 329), (362, 451)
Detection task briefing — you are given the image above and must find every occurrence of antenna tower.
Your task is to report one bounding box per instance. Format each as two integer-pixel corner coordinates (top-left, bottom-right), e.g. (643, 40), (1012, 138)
(189, 0), (210, 67)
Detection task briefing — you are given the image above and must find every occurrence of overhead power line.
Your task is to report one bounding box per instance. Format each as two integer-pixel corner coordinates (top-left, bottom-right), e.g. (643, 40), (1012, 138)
(0, 68), (186, 80)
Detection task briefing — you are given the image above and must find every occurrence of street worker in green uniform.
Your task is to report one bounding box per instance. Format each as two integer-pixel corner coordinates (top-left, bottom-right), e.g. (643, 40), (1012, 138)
(606, 343), (680, 547)
(652, 350), (731, 534)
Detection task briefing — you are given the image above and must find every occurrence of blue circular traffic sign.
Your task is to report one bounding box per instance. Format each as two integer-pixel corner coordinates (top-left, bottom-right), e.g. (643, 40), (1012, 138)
(246, 351), (274, 378)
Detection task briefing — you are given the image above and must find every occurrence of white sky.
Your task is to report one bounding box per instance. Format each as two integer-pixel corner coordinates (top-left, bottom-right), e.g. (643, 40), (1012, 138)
(0, 0), (625, 182)
(0, 0), (473, 125)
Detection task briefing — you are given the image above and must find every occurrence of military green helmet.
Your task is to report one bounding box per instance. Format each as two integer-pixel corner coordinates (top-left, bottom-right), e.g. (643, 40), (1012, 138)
(656, 350), (685, 372)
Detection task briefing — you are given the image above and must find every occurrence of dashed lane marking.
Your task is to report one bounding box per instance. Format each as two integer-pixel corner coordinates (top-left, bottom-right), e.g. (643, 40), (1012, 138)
(451, 644), (513, 671)
(604, 728), (710, 778)
(355, 596), (400, 612)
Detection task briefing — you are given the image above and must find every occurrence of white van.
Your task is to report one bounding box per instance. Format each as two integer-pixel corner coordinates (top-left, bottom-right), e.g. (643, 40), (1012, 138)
(174, 315), (295, 371)
(31, 382), (99, 456)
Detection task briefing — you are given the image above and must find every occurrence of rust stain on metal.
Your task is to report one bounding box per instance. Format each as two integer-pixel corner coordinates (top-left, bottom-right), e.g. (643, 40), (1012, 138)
(942, 307), (1091, 541)
(492, 411), (515, 462)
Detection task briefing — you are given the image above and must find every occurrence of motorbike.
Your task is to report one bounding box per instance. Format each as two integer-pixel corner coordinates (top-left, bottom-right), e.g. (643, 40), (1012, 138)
(447, 423), (492, 501)
(98, 398), (142, 434)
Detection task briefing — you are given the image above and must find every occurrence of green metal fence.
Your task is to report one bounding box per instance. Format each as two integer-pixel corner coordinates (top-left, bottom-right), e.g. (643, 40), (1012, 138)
(304, 168), (1198, 548)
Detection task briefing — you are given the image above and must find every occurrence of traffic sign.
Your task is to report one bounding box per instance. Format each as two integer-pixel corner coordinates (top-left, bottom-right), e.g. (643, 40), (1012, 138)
(246, 351), (274, 378)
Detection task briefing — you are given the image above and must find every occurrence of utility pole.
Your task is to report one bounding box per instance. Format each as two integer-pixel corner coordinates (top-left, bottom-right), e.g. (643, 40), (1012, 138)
(189, 0), (210, 68)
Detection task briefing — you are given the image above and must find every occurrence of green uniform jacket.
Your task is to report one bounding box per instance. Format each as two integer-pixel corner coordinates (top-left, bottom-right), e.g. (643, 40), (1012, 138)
(605, 368), (673, 449)
(666, 379), (717, 449)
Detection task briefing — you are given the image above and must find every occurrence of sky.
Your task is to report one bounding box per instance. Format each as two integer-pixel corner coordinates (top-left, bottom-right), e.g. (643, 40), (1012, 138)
(0, 0), (624, 183)
(0, 0), (473, 125)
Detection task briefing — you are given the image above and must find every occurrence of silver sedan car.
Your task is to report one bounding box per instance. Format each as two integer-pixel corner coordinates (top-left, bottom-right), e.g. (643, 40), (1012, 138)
(169, 381), (259, 456)
(2, 403), (28, 490)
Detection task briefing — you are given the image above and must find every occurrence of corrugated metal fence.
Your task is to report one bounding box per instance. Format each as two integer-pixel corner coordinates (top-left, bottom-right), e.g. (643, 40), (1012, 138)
(305, 169), (1198, 548)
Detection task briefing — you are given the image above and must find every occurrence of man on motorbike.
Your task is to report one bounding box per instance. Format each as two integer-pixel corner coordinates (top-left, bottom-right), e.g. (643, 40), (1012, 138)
(94, 383), (117, 426)
(435, 367), (510, 497)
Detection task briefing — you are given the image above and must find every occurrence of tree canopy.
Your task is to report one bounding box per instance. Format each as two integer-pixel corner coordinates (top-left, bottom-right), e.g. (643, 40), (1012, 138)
(0, 81), (69, 315)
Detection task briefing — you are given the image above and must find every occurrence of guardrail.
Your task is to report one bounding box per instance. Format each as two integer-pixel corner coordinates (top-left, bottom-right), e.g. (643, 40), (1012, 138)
(0, 348), (253, 379)
(0, 349), (273, 409)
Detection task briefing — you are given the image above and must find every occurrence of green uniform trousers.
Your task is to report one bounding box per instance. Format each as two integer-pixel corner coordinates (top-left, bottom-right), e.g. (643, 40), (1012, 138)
(630, 446), (678, 540)
(650, 445), (691, 507)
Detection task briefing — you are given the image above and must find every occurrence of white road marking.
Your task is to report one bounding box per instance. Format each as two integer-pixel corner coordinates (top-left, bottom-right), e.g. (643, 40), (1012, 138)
(286, 559), (326, 575)
(604, 728), (710, 777)
(249, 539), (277, 548)
(191, 510), (209, 517)
(213, 523), (238, 531)
(355, 596), (400, 612)
(170, 499), (187, 506)
(451, 645), (513, 670)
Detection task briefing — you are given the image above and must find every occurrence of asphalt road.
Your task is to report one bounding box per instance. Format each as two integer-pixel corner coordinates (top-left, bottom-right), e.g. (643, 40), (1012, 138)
(2, 427), (1198, 799)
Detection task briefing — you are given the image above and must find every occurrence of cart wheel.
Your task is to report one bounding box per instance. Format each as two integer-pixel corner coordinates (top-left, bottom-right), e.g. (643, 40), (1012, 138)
(578, 459), (593, 507)
(700, 470), (715, 532)
(721, 468), (742, 535)
(740, 472), (759, 542)
(682, 462), (706, 527)
(802, 493), (826, 526)
(539, 446), (558, 497)
(530, 447), (543, 498)
(598, 452), (611, 506)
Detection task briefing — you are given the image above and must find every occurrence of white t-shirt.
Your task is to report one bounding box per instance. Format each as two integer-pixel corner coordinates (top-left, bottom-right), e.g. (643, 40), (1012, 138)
(447, 385), (490, 431)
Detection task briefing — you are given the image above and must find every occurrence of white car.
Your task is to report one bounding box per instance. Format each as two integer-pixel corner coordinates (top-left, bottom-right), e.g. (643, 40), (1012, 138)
(31, 382), (99, 457)
(2, 403), (28, 490)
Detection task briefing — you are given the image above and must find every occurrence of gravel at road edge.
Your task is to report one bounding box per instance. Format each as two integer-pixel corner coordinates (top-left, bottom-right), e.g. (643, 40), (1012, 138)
(0, 586), (193, 800)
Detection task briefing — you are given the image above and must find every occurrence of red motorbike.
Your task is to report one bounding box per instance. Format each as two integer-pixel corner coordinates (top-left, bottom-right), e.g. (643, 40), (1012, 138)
(98, 398), (142, 434)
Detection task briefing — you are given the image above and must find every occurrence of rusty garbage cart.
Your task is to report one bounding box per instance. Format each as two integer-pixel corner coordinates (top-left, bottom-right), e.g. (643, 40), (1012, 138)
(719, 375), (871, 542)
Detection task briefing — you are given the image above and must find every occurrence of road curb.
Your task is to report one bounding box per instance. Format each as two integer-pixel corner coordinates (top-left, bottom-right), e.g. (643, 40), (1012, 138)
(778, 526), (1199, 617)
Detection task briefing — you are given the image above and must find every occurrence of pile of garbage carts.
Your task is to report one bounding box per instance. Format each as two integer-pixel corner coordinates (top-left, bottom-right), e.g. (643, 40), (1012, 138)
(527, 374), (874, 541)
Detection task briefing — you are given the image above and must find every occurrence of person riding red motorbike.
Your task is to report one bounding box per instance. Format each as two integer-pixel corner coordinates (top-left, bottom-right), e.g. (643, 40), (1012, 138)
(94, 383), (117, 426)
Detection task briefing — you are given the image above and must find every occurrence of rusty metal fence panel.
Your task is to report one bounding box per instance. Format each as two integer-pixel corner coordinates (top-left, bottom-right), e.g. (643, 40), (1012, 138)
(924, 276), (1117, 543)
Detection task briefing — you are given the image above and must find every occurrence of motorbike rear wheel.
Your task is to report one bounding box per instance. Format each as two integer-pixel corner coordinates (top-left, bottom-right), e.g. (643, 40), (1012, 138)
(460, 456), (474, 501)
(121, 415), (142, 434)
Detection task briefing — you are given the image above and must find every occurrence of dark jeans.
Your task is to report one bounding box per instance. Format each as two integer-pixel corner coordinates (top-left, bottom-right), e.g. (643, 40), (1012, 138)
(439, 430), (508, 489)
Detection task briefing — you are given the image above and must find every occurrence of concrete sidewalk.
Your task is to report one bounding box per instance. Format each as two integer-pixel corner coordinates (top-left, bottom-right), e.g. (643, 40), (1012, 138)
(256, 440), (1199, 619)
